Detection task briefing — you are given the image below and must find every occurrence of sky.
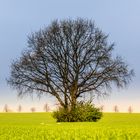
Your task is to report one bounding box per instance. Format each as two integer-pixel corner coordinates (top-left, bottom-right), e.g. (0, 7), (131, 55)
(0, 0), (140, 112)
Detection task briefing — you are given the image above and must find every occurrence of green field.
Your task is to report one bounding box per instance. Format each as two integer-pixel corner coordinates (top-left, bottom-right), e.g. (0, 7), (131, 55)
(0, 113), (140, 140)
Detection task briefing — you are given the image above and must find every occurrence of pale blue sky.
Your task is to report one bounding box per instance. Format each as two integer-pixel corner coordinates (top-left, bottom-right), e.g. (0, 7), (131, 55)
(0, 0), (140, 112)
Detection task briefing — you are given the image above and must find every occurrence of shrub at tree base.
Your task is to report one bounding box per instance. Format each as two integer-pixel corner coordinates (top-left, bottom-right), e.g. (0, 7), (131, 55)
(53, 102), (103, 122)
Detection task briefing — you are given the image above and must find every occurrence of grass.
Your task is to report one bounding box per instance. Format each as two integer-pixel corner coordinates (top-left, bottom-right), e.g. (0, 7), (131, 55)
(0, 113), (140, 139)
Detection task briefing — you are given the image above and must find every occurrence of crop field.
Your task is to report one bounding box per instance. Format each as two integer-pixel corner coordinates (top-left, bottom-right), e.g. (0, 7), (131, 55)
(0, 113), (140, 140)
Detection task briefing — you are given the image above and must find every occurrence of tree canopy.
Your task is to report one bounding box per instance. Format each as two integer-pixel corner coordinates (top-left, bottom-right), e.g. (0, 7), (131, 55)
(8, 18), (134, 110)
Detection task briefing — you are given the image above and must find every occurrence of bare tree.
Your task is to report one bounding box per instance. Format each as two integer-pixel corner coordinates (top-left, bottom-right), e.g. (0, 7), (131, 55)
(7, 18), (134, 111)
(17, 105), (22, 112)
(114, 105), (119, 113)
(43, 103), (50, 112)
(128, 106), (133, 113)
(30, 107), (36, 112)
(3, 104), (9, 112)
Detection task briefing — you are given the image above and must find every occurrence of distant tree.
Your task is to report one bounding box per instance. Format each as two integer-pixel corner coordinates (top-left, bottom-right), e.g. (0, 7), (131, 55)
(43, 103), (50, 112)
(3, 105), (13, 112)
(128, 106), (133, 113)
(17, 105), (22, 112)
(3, 104), (9, 112)
(99, 105), (104, 112)
(30, 107), (36, 112)
(8, 18), (134, 114)
(114, 105), (119, 113)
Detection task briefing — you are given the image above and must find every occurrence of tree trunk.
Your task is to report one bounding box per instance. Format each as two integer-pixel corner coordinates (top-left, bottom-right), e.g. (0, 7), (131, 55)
(70, 81), (78, 110)
(71, 93), (77, 111)
(64, 94), (69, 111)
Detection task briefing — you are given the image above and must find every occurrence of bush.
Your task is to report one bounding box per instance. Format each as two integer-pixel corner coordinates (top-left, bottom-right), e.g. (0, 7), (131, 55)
(53, 102), (103, 122)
